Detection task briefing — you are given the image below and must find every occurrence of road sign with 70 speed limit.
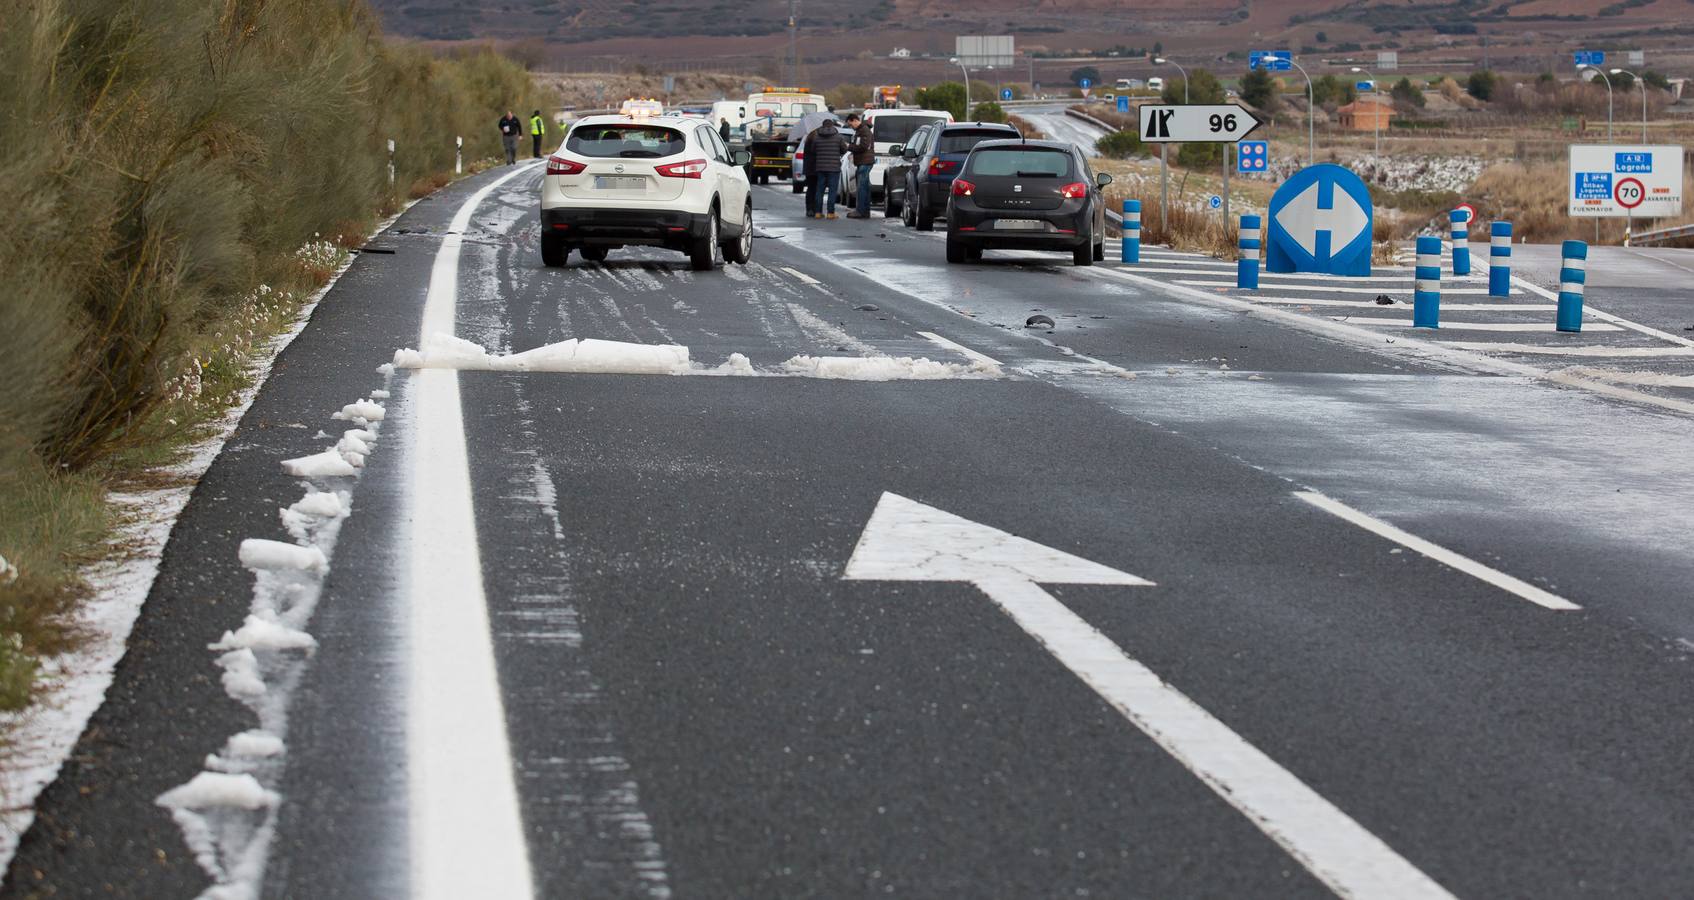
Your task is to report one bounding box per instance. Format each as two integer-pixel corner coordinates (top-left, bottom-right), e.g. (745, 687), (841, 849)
(1138, 104), (1264, 143)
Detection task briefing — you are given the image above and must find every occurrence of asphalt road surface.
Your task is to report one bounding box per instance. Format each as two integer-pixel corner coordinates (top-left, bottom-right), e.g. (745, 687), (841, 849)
(11, 162), (1694, 899)
(1016, 104), (1109, 152)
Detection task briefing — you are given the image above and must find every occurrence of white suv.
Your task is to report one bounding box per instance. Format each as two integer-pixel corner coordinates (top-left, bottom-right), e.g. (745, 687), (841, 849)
(541, 115), (753, 270)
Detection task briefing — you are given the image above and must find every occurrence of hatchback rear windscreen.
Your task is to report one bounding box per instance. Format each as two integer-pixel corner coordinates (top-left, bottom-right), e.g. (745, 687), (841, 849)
(937, 129), (1017, 154)
(966, 147), (1073, 177)
(567, 125), (685, 158)
(874, 116), (947, 144)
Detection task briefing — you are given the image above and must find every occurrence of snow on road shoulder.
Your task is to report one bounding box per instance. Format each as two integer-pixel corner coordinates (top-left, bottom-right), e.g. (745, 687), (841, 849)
(0, 217), (390, 877)
(393, 333), (1005, 381)
(154, 379), (389, 900)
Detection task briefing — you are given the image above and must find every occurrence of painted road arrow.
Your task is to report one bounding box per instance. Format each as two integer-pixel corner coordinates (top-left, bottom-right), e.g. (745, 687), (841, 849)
(1138, 103), (1264, 143)
(843, 492), (1454, 900)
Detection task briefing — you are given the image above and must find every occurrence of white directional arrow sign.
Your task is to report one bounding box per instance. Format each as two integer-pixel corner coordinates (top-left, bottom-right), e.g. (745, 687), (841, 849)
(1138, 103), (1264, 143)
(844, 493), (1453, 900)
(1274, 179), (1371, 259)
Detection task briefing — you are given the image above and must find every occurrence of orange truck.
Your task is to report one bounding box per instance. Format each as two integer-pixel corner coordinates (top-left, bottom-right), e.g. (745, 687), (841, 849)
(872, 85), (902, 109)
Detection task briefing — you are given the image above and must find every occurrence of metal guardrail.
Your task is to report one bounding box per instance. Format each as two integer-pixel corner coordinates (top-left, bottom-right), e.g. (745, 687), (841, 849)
(1064, 108), (1116, 133)
(1630, 222), (1694, 248)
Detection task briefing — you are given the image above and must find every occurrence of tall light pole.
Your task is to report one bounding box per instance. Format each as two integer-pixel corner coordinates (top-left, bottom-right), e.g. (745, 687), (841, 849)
(950, 56), (972, 118)
(786, 0), (798, 86)
(1609, 67), (1648, 141)
(1582, 66), (1613, 142)
(1351, 66), (1380, 157)
(1288, 56), (1315, 164)
(1152, 56), (1186, 237)
(1153, 56), (1189, 102)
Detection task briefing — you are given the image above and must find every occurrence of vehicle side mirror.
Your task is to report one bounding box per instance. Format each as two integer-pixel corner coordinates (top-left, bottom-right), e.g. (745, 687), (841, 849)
(1096, 172), (1114, 188)
(731, 149), (753, 166)
(889, 144), (904, 157)
(902, 146), (919, 159)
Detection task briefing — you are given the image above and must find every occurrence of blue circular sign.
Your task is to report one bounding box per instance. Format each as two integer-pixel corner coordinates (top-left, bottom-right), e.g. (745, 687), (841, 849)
(1209, 195), (1223, 210)
(1080, 78), (1092, 88)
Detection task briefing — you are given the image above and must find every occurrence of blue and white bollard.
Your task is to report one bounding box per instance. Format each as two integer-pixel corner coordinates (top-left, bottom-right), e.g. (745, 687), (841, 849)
(1450, 210), (1470, 277)
(1488, 221), (1512, 298)
(1237, 214), (1260, 289)
(1414, 235), (1441, 329)
(1557, 240), (1587, 333)
(1121, 200), (1141, 264)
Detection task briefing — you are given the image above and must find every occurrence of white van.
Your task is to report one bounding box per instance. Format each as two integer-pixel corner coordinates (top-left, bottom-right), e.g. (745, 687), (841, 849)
(1146, 76), (1165, 92)
(710, 100), (751, 136)
(846, 108), (954, 203)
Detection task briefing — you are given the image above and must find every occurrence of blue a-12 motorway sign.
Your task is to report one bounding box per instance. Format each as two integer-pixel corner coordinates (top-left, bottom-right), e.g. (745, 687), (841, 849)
(1615, 152), (1652, 173)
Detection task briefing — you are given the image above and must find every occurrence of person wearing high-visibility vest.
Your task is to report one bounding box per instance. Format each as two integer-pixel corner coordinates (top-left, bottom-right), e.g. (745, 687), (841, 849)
(529, 110), (547, 159)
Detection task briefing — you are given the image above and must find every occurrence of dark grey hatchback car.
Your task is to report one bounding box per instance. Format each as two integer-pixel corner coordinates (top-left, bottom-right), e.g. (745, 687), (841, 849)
(943, 139), (1113, 266)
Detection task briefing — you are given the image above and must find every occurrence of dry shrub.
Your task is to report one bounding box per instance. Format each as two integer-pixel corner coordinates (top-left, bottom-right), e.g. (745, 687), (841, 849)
(1140, 202), (1238, 257)
(1008, 115), (1047, 140)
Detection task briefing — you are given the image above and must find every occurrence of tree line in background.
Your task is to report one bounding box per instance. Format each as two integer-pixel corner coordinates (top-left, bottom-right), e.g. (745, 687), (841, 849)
(0, 0), (551, 711)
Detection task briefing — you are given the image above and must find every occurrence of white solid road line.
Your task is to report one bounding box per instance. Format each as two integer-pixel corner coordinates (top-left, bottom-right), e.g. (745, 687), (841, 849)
(781, 265), (822, 285)
(1293, 490), (1580, 611)
(411, 162), (539, 899)
(1336, 319), (1623, 332)
(917, 331), (1002, 367)
(1179, 279), (1497, 296)
(1435, 342), (1694, 358)
(1253, 297), (1557, 311)
(846, 493), (1456, 900)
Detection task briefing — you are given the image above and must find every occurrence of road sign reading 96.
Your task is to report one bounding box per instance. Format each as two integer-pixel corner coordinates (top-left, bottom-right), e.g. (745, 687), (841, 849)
(1139, 104), (1263, 143)
(1568, 144), (1684, 217)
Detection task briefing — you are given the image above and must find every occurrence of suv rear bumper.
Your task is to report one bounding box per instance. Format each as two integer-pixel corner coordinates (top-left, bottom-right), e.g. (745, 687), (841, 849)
(542, 207), (712, 248)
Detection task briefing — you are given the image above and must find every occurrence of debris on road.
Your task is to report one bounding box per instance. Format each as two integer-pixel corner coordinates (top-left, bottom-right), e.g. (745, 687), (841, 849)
(1026, 315), (1056, 329)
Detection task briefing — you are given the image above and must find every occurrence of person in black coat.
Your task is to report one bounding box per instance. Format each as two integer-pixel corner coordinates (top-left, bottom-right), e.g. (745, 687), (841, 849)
(498, 110), (522, 165)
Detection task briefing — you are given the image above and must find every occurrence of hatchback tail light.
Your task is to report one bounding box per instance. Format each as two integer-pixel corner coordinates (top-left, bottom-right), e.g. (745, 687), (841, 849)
(1059, 182), (1089, 199)
(547, 155), (586, 176)
(951, 179), (976, 197)
(929, 158), (958, 175)
(656, 158), (708, 179)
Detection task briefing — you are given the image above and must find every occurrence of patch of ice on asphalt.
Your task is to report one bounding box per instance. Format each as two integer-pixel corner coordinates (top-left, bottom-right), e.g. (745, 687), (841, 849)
(394, 332), (691, 374)
(280, 448), (357, 478)
(778, 355), (1001, 380)
(1556, 366), (1694, 388)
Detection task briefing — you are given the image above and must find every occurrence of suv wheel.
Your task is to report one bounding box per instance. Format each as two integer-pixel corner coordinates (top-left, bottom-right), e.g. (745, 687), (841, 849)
(724, 203), (753, 264)
(1072, 240), (1094, 267)
(915, 201), (935, 231)
(541, 232), (568, 267)
(883, 188), (899, 220)
(691, 207), (723, 271)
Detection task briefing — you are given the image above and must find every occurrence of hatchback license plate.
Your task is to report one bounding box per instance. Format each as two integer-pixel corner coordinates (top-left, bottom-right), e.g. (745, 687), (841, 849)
(595, 176), (645, 190)
(995, 219), (1044, 231)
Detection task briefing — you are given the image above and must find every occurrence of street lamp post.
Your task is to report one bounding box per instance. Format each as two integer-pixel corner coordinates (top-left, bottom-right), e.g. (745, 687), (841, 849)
(1582, 66), (1614, 142)
(1152, 56), (1187, 236)
(950, 56), (972, 118)
(1288, 57), (1315, 164)
(1350, 66), (1380, 157)
(1609, 67), (1648, 141)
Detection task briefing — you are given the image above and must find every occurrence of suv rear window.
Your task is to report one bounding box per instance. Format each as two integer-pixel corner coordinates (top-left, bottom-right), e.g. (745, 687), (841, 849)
(873, 115), (947, 144)
(965, 147), (1073, 177)
(937, 128), (1017, 154)
(566, 125), (685, 158)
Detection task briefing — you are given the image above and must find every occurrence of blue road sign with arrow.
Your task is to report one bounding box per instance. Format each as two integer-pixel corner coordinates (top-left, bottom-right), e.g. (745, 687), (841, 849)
(1117, 95), (1130, 113)
(1573, 50), (1604, 67)
(1266, 164), (1374, 277)
(1001, 88), (1013, 101)
(1250, 51), (1293, 72)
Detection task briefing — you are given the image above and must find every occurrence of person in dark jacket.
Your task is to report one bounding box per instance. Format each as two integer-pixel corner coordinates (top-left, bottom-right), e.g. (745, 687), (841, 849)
(498, 110), (522, 165)
(802, 120), (851, 219)
(845, 113), (875, 218)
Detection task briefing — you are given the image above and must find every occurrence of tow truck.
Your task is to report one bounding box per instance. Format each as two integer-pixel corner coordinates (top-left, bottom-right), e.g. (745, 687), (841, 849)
(871, 85), (902, 109)
(742, 86), (826, 185)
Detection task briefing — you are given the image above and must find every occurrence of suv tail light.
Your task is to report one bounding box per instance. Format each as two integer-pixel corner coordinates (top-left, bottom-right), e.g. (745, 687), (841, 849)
(929, 158), (958, 175)
(547, 155), (586, 176)
(656, 158), (708, 179)
(951, 178), (976, 197)
(1060, 182), (1089, 199)
(794, 149), (805, 159)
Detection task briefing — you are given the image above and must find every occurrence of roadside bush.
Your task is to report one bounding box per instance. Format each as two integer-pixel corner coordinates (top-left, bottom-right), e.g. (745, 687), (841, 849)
(970, 101), (1008, 123)
(916, 81), (966, 120)
(1177, 142), (1223, 168)
(1391, 77), (1426, 111)
(1096, 131), (1146, 159)
(1466, 70), (1500, 101)
(0, 0), (551, 711)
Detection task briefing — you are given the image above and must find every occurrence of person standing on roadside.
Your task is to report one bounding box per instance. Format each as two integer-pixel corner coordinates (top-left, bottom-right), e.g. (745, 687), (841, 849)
(529, 110), (547, 158)
(802, 118), (850, 219)
(498, 110), (522, 165)
(845, 112), (875, 218)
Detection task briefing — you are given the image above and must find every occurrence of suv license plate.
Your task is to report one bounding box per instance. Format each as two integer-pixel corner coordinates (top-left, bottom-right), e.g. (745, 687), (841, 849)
(995, 219), (1044, 231)
(595, 176), (645, 190)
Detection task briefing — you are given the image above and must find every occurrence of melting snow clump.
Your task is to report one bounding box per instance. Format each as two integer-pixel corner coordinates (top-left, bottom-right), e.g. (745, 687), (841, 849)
(394, 332), (691, 375)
